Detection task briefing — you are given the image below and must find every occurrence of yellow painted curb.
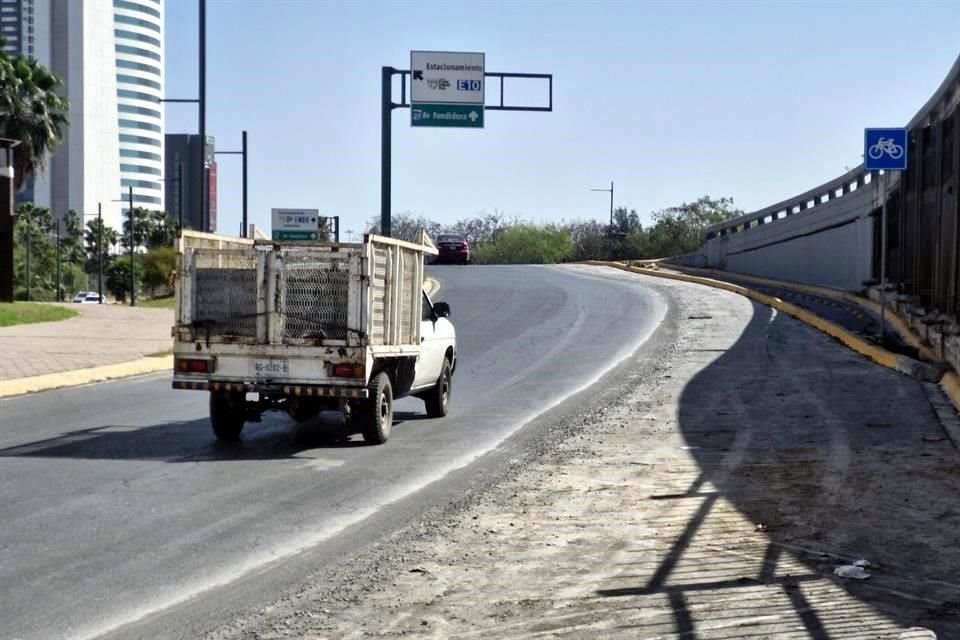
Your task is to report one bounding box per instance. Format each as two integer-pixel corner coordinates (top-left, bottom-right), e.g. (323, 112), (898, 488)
(589, 261), (906, 372)
(668, 264), (938, 362)
(0, 356), (173, 399)
(941, 372), (960, 414)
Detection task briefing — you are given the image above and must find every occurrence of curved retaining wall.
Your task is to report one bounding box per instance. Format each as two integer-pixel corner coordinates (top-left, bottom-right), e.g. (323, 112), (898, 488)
(682, 53), (960, 298)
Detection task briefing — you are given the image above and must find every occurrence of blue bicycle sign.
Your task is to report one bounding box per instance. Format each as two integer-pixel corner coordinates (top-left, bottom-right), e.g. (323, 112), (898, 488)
(864, 128), (908, 171)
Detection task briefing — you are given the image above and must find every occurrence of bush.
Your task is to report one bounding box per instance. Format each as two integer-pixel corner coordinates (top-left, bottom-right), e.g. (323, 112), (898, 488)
(472, 225), (573, 265)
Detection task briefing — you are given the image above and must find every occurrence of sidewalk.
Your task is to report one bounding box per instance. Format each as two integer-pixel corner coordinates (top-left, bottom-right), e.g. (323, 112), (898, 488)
(0, 303), (173, 382)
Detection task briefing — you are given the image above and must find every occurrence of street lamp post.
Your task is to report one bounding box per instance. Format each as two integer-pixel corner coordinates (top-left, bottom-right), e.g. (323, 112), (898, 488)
(25, 209), (30, 301)
(0, 138), (20, 303)
(55, 217), (61, 301)
(215, 130), (248, 237)
(591, 181), (614, 257)
(158, 0), (205, 232)
(128, 187), (135, 306)
(158, 167), (184, 234)
(111, 189), (137, 306)
(78, 204), (105, 303)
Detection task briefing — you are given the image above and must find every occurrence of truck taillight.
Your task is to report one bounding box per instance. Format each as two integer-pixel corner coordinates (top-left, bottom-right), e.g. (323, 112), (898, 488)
(333, 363), (362, 378)
(175, 357), (214, 373)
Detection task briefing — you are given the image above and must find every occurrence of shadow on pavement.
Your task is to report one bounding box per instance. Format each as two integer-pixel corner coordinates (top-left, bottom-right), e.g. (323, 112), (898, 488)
(596, 301), (960, 637)
(0, 413), (378, 462)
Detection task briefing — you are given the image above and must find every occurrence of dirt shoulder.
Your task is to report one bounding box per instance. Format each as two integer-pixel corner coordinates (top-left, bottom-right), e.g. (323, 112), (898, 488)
(206, 270), (960, 640)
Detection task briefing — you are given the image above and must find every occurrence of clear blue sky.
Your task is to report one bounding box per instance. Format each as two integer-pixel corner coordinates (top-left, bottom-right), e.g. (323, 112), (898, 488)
(164, 0), (960, 236)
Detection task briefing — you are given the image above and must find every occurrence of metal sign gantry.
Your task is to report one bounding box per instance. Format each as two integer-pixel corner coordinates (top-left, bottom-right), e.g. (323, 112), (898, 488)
(380, 52), (553, 237)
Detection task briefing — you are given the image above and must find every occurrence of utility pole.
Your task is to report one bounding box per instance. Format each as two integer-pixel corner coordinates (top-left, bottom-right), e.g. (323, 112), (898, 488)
(55, 217), (61, 301)
(97, 202), (103, 304)
(591, 181), (614, 257)
(198, 0), (207, 232)
(128, 186), (136, 306)
(381, 66), (393, 237)
(214, 130), (249, 237)
(0, 139), (19, 302)
(25, 209), (30, 301)
(242, 130), (248, 237)
(879, 170), (888, 342)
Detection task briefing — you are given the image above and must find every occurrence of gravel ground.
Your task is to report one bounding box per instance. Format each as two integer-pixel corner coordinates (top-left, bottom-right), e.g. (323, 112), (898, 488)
(202, 271), (960, 640)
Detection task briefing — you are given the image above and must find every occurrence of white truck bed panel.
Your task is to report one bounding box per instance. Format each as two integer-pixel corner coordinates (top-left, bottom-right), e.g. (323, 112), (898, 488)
(173, 231), (436, 388)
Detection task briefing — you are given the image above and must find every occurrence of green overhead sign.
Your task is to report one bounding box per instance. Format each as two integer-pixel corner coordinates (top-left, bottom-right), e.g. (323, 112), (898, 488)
(411, 103), (483, 128)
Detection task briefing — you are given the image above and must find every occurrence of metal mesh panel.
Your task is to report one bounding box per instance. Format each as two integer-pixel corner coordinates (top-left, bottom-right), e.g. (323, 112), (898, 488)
(192, 249), (258, 337)
(280, 248), (352, 341)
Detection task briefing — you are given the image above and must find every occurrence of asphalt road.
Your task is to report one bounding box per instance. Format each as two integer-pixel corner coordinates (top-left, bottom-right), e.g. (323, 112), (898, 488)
(0, 265), (667, 640)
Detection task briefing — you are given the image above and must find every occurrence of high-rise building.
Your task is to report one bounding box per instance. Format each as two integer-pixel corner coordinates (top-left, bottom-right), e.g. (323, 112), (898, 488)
(164, 134), (216, 232)
(0, 0), (34, 59)
(114, 0), (164, 212)
(4, 0), (163, 232)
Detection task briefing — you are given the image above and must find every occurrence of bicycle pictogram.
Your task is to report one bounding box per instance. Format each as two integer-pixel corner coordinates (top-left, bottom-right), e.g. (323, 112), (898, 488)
(868, 137), (904, 160)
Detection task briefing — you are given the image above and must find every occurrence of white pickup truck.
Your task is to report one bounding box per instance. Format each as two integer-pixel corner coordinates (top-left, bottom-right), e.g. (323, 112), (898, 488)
(171, 230), (456, 444)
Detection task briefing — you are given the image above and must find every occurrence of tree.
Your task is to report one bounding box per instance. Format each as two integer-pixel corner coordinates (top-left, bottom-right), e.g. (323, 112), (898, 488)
(142, 246), (177, 296)
(145, 210), (177, 249)
(120, 207), (154, 251)
(0, 55), (70, 191)
(366, 212), (441, 243)
(84, 218), (119, 274)
(611, 207), (642, 236)
(318, 216), (332, 242)
(12, 202), (56, 299)
(106, 255), (142, 303)
(645, 195), (742, 257)
(566, 219), (612, 261)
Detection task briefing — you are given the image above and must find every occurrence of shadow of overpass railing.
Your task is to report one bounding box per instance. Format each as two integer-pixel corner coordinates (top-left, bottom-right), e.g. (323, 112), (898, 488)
(595, 301), (960, 638)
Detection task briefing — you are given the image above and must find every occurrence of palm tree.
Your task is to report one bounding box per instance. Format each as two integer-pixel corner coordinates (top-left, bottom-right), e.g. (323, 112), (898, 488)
(0, 54), (69, 191)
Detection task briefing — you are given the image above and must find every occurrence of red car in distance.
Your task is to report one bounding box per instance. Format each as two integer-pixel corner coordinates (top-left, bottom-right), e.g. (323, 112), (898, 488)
(435, 233), (470, 265)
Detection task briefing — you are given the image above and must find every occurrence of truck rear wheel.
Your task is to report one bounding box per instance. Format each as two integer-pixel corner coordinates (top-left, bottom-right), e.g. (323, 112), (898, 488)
(360, 372), (393, 445)
(424, 359), (452, 418)
(210, 391), (245, 442)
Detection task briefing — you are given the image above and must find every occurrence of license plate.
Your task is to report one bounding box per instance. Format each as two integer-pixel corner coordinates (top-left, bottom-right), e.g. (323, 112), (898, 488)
(254, 359), (289, 377)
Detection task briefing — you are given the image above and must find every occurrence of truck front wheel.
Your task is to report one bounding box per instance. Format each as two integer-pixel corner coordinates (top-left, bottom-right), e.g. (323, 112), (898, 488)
(210, 391), (245, 442)
(424, 359), (452, 418)
(360, 372), (393, 445)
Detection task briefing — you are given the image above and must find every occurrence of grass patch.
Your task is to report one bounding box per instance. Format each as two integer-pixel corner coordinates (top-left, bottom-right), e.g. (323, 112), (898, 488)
(0, 303), (79, 327)
(139, 296), (176, 309)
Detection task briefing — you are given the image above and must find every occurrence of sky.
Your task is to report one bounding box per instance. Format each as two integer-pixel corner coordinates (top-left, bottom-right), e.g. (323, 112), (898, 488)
(163, 0), (960, 237)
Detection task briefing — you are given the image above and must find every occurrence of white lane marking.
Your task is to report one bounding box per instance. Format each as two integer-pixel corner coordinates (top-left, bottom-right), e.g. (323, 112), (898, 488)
(77, 271), (668, 640)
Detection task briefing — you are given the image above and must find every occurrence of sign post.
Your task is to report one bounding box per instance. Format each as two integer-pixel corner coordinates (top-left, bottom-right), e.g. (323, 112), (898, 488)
(864, 127), (909, 341)
(271, 208), (323, 241)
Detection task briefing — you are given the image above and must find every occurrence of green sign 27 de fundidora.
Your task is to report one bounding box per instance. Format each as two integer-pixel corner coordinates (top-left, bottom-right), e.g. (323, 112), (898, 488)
(411, 103), (484, 128)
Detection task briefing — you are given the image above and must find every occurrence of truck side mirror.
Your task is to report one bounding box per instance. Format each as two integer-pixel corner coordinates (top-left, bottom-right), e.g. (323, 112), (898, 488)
(433, 302), (451, 318)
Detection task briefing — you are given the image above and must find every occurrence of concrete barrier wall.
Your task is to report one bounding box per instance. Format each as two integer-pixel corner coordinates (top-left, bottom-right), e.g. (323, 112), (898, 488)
(708, 179), (880, 290)
(689, 53), (960, 295)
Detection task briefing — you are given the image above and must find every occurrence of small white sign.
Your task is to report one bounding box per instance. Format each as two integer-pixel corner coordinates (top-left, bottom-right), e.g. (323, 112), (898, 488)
(271, 208), (320, 231)
(411, 51), (485, 105)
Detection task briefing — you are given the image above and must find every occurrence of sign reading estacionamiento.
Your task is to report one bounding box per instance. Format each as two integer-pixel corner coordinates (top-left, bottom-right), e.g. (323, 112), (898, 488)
(411, 51), (484, 128)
